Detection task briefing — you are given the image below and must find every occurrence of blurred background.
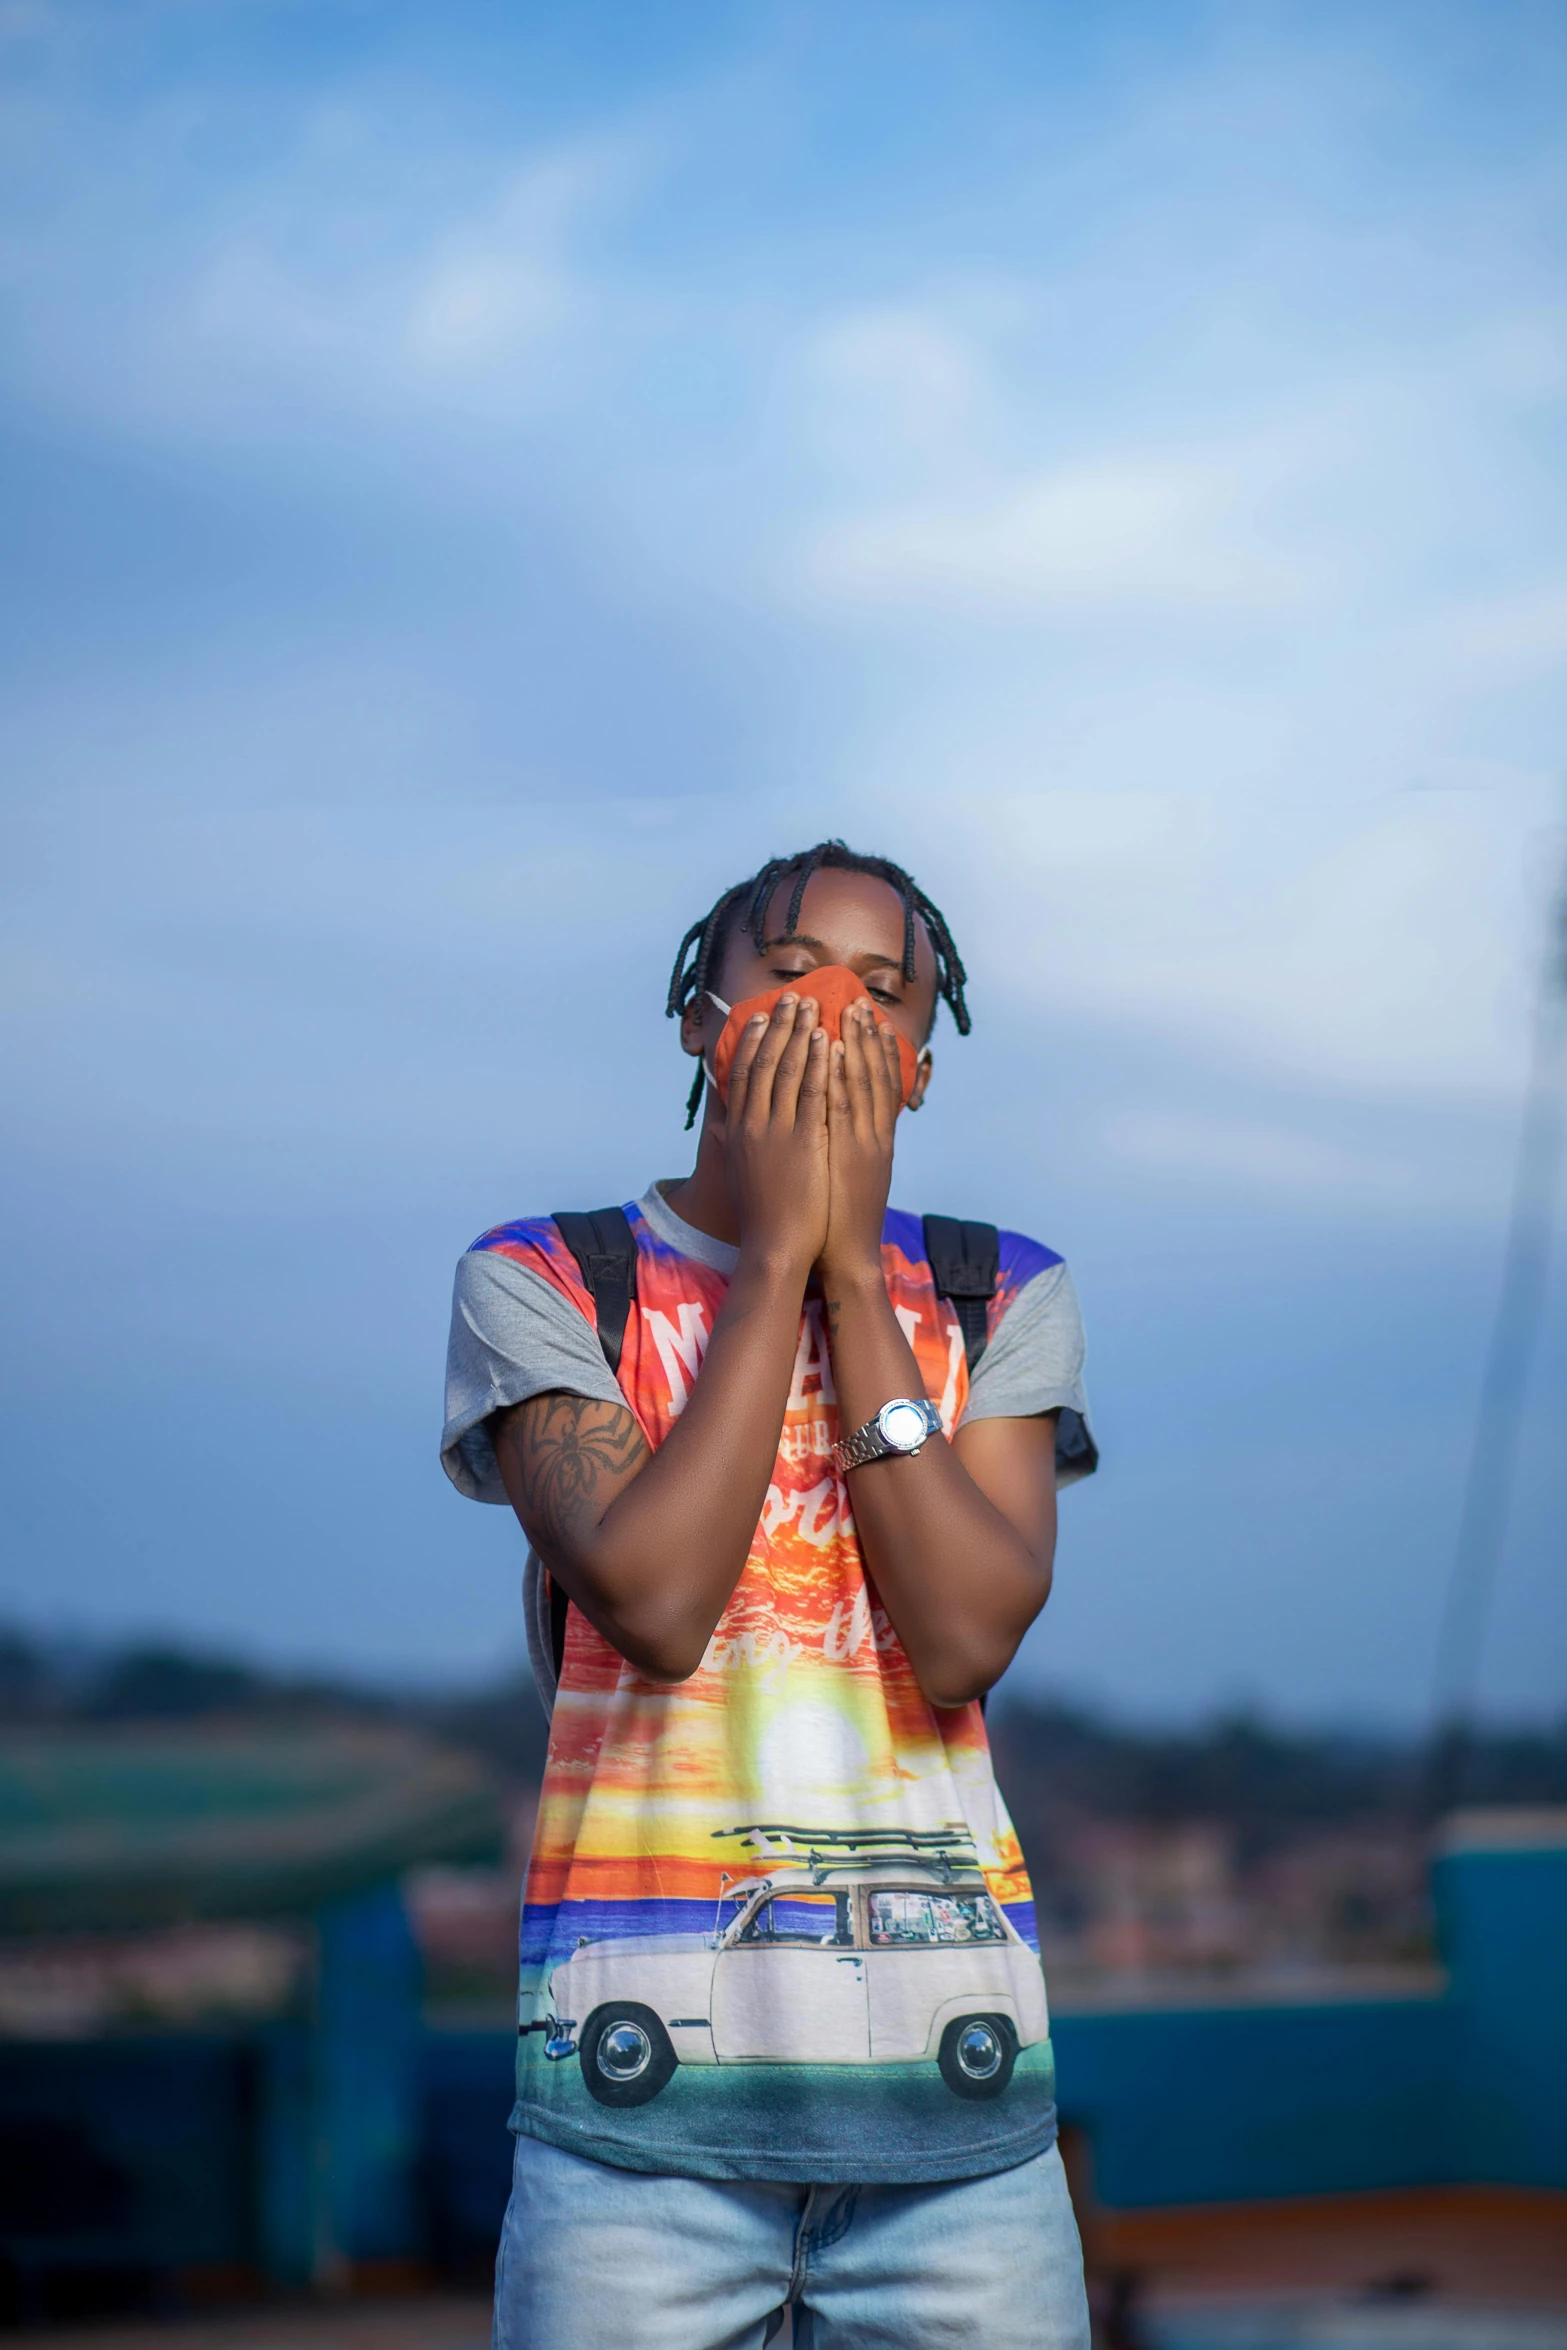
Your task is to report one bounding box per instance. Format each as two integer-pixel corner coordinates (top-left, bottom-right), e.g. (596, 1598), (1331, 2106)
(1, 1), (1564, 2343)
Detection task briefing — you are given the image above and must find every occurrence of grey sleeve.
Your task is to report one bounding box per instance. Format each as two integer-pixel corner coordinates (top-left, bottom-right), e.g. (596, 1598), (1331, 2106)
(440, 1250), (625, 1504)
(958, 1261), (1099, 1487)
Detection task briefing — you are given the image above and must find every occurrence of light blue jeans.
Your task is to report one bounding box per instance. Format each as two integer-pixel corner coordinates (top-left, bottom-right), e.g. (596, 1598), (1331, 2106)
(492, 2130), (1091, 2350)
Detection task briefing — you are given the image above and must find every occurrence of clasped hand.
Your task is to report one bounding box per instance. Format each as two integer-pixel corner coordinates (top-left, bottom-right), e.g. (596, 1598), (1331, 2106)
(723, 992), (904, 1281)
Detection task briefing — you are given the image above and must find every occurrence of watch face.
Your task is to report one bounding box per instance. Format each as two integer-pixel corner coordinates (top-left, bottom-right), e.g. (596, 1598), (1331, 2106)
(878, 1399), (930, 1453)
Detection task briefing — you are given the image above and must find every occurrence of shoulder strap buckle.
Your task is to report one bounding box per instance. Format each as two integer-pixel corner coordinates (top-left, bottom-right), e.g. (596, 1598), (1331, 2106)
(922, 1213), (999, 1376)
(550, 1207), (638, 1378)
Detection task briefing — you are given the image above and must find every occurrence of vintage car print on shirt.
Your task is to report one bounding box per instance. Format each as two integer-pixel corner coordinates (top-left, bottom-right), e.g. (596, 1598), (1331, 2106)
(539, 1826), (1050, 2110)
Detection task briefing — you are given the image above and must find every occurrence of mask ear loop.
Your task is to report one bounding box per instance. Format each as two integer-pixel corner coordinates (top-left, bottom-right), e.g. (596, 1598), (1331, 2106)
(702, 992), (731, 1088)
(906, 1045), (933, 1111)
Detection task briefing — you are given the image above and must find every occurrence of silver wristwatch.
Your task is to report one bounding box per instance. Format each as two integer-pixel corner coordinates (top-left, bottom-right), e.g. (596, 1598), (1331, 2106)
(831, 1397), (943, 1473)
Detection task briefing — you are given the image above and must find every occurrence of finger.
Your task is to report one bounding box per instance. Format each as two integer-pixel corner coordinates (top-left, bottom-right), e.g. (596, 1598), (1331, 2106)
(841, 1002), (879, 1141)
(864, 1011), (899, 1143)
(743, 993), (802, 1121)
(870, 1017), (903, 1136)
(769, 996), (819, 1124)
(860, 1008), (899, 1145)
(835, 1005), (867, 1137)
(724, 1010), (770, 1123)
(827, 1035), (851, 1128)
(826, 1043), (851, 1175)
(797, 1023), (829, 1124)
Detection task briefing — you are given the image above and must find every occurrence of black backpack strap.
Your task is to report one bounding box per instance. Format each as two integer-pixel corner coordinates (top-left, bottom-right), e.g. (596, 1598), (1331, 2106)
(924, 1214), (1001, 1721)
(550, 1207), (639, 1376)
(922, 1214), (1000, 1376)
(545, 1206), (639, 1686)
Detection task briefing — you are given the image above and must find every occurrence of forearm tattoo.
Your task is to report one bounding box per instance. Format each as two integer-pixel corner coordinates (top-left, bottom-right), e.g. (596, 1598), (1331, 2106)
(495, 1393), (649, 1561)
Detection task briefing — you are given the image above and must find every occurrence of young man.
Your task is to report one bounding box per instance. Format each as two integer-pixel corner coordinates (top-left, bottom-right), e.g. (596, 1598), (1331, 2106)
(443, 842), (1097, 2349)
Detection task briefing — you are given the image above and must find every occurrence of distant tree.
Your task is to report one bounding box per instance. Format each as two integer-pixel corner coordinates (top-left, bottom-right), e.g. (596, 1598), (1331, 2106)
(0, 1631), (49, 1718)
(85, 1646), (267, 1720)
(990, 1697), (1567, 1851)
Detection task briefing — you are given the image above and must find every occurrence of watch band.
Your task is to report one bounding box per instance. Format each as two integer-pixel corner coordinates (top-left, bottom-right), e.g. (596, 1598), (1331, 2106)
(831, 1398), (942, 1473)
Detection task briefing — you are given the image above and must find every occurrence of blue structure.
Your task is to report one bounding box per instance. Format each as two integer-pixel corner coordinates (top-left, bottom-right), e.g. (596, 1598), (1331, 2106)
(254, 1886), (433, 2289)
(1433, 1810), (1567, 2196)
(1051, 1989), (1451, 2210)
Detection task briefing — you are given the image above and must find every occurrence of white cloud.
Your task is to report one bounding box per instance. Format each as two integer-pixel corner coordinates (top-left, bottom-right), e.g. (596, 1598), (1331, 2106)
(1104, 1107), (1434, 1212)
(882, 780), (1556, 1114)
(188, 133), (634, 404)
(798, 302), (1000, 469)
(793, 444), (1308, 616)
(403, 143), (631, 369)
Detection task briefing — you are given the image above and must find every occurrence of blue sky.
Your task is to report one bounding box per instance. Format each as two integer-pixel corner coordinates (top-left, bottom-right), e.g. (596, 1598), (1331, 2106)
(1, 0), (1564, 1721)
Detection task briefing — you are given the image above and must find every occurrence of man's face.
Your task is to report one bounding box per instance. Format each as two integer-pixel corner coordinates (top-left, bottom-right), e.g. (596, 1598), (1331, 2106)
(681, 867), (940, 1111)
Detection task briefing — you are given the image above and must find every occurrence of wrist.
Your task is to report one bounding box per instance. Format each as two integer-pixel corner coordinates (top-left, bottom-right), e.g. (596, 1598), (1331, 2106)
(816, 1253), (889, 1299)
(732, 1239), (816, 1293)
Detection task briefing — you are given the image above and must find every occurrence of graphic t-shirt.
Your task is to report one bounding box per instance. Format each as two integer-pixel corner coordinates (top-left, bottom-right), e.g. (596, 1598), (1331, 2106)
(442, 1183), (1095, 2185)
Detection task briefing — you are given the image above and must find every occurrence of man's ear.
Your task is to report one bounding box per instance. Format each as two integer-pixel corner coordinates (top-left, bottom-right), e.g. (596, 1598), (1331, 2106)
(907, 1047), (933, 1112)
(680, 1001), (705, 1057)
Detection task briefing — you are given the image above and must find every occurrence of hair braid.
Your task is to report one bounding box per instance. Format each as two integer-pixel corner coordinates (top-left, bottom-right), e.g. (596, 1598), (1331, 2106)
(666, 840), (972, 1125)
(783, 843), (824, 942)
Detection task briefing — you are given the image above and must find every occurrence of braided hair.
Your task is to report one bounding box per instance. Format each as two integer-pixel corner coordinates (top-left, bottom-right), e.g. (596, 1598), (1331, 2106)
(665, 840), (972, 1128)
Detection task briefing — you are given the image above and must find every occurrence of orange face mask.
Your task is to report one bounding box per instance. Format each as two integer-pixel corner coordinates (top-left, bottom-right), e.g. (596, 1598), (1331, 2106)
(707, 964), (922, 1108)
